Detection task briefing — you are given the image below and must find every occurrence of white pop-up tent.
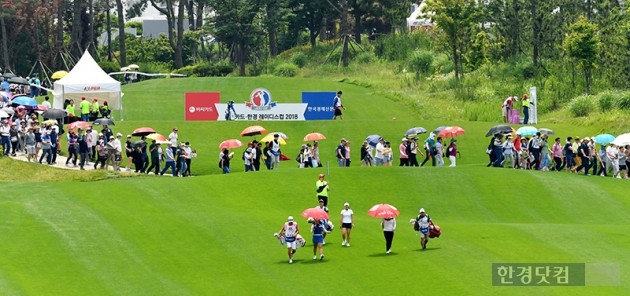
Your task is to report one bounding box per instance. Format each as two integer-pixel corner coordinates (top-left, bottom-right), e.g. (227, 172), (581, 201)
(53, 50), (123, 120)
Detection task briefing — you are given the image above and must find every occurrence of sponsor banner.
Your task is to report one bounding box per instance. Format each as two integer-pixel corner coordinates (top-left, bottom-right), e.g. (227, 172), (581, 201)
(215, 103), (307, 121)
(185, 92), (220, 121)
(302, 92), (336, 120)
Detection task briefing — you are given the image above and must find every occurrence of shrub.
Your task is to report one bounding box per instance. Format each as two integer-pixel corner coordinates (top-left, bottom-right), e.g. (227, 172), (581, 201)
(598, 91), (617, 112)
(214, 61), (234, 76)
(568, 95), (595, 117)
(617, 92), (630, 109)
(327, 47), (356, 65)
(356, 52), (376, 64)
(98, 61), (120, 73)
(274, 63), (298, 77)
(291, 52), (308, 68)
(408, 50), (433, 75)
(175, 65), (196, 77)
(433, 54), (454, 75)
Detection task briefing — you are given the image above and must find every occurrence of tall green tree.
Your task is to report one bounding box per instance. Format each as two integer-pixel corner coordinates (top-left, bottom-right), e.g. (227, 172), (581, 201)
(563, 15), (600, 94)
(116, 0), (126, 66)
(425, 0), (478, 80)
(209, 0), (262, 75)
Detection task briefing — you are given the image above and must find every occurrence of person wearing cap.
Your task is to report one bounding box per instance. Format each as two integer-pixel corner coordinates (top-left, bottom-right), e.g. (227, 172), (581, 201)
(24, 127), (36, 162)
(575, 137), (591, 175)
(336, 138), (348, 167)
(270, 134), (281, 169)
(606, 143), (620, 178)
(315, 199), (331, 244)
(421, 133), (437, 167)
(316, 174), (330, 206)
(435, 137), (445, 167)
(413, 208), (432, 250)
(278, 216), (300, 263)
(101, 125), (113, 145)
(218, 148), (233, 174)
(85, 126), (97, 162)
(94, 139), (109, 170)
(168, 128), (178, 155)
(111, 133), (123, 171)
(38, 128), (53, 164)
(79, 96), (90, 122)
(447, 138), (458, 167)
(183, 141), (194, 176)
(90, 98), (100, 120)
(49, 124), (59, 164)
(399, 138), (409, 166)
(528, 132), (542, 170)
(340, 202), (354, 246)
(501, 135), (515, 168)
(332, 90), (345, 120)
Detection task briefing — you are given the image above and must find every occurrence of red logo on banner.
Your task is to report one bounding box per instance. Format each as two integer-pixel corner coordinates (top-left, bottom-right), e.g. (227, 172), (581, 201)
(185, 92), (220, 121)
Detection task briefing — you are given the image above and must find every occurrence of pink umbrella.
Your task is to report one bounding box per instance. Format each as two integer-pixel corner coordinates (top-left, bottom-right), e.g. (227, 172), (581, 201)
(67, 121), (92, 130)
(301, 208), (329, 220)
(132, 127), (157, 137)
(438, 126), (465, 138)
(367, 204), (400, 219)
(219, 139), (243, 149)
(304, 132), (326, 141)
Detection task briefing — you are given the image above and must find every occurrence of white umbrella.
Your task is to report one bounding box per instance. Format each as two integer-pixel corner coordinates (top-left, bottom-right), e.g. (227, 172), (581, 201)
(120, 66), (130, 71)
(0, 109), (9, 118)
(612, 133), (630, 146)
(128, 64), (140, 69)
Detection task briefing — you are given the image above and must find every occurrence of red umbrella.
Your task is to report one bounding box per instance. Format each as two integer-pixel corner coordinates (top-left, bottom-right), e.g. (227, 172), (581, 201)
(67, 121), (92, 130)
(301, 208), (329, 220)
(438, 126), (465, 138)
(367, 204), (400, 219)
(240, 125), (266, 137)
(146, 133), (169, 144)
(219, 139), (243, 149)
(36, 104), (48, 111)
(304, 132), (326, 141)
(132, 127), (157, 137)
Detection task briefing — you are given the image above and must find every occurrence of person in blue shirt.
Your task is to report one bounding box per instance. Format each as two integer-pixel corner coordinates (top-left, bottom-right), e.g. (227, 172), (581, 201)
(310, 218), (329, 260)
(0, 78), (9, 92)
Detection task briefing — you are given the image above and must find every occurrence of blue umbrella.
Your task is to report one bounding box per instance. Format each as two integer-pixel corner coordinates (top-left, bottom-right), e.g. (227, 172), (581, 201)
(11, 96), (37, 108)
(594, 134), (615, 145)
(405, 127), (428, 137)
(516, 126), (538, 136)
(366, 134), (381, 147)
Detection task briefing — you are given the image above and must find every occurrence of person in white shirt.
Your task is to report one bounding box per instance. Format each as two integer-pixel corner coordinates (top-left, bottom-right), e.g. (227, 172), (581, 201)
(413, 208), (432, 251)
(168, 128), (178, 155)
(41, 96), (52, 110)
(501, 135), (515, 168)
(271, 134), (281, 169)
(340, 202), (354, 246)
(87, 127), (98, 162)
(332, 91), (345, 120)
(382, 217), (396, 254)
(111, 133), (123, 171)
(278, 216), (299, 264)
(606, 144), (619, 178)
(374, 137), (385, 166)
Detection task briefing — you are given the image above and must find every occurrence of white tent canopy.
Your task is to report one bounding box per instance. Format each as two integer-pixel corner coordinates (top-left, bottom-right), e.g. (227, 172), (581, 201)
(53, 50), (123, 119)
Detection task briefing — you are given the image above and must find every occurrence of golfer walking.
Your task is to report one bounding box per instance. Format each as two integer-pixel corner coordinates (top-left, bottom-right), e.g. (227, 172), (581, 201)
(414, 208), (432, 251)
(382, 217), (396, 254)
(315, 174), (330, 206)
(278, 216), (299, 264)
(340, 202), (354, 247)
(311, 218), (329, 260)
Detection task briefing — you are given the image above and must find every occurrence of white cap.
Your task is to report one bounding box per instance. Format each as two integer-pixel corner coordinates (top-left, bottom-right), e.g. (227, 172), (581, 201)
(288, 216), (294, 221)
(419, 208), (425, 213)
(344, 202), (350, 207)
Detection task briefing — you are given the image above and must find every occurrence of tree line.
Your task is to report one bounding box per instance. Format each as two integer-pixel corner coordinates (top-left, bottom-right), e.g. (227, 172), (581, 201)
(1, 0), (628, 92)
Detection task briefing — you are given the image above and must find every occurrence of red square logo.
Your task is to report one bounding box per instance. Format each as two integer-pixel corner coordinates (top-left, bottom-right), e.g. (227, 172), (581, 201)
(185, 92), (220, 121)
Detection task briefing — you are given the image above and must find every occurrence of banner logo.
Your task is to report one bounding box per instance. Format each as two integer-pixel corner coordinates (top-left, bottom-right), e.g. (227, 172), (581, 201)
(246, 88), (276, 110)
(185, 92), (220, 121)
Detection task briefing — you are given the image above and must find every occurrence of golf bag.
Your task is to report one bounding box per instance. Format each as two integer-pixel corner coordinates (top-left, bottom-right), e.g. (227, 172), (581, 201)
(429, 223), (441, 238)
(274, 233), (305, 248)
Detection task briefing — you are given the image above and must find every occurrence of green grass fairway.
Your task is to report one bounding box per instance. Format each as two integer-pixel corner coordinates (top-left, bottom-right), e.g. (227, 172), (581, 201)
(3, 77), (628, 295)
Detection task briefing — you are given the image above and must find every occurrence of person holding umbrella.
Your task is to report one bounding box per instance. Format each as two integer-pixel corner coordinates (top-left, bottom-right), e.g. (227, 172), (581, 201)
(219, 148), (233, 174)
(382, 217), (396, 254)
(309, 217), (329, 260)
(340, 202), (354, 247)
(447, 139), (457, 167)
(278, 216), (300, 264)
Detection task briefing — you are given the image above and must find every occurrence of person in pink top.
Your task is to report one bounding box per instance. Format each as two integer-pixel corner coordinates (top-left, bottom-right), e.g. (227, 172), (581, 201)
(399, 138), (409, 166)
(551, 137), (564, 171)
